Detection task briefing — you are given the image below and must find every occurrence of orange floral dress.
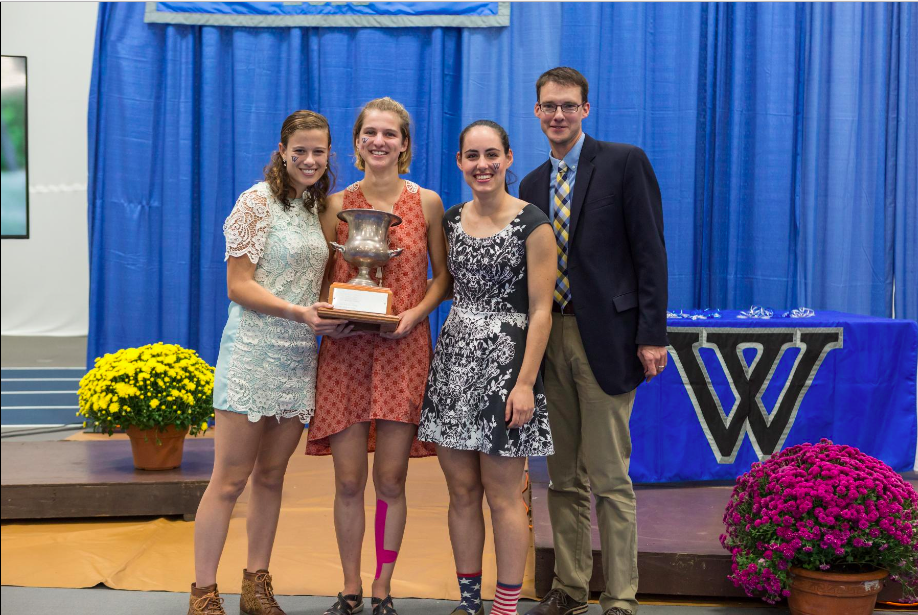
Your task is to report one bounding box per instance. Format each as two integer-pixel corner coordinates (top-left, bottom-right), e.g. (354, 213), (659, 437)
(307, 180), (436, 457)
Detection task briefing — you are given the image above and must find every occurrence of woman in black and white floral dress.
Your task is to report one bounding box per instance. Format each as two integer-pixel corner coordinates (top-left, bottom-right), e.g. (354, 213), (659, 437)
(418, 120), (555, 615)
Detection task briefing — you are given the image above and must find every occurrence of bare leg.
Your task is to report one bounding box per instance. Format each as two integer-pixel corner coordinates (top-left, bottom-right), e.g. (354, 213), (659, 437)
(480, 454), (529, 583)
(329, 421), (371, 599)
(194, 409), (265, 586)
(370, 420), (416, 599)
(245, 417), (306, 571)
(436, 446), (485, 573)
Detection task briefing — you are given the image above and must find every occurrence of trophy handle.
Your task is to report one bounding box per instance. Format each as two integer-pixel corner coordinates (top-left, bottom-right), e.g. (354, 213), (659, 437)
(388, 248), (404, 258)
(330, 242), (346, 254)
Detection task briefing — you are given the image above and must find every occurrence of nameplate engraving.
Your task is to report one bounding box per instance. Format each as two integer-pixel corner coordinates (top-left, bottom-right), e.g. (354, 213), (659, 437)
(332, 288), (389, 314)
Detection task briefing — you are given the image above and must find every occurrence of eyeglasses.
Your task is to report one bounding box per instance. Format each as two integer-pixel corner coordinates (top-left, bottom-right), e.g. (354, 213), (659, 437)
(537, 102), (584, 115)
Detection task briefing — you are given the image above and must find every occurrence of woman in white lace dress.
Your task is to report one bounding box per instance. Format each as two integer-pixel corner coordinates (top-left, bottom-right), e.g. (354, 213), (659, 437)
(188, 111), (348, 615)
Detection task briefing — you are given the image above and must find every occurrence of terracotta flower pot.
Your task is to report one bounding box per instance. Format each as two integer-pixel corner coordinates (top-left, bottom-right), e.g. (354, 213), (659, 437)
(788, 566), (888, 615)
(125, 424), (189, 470)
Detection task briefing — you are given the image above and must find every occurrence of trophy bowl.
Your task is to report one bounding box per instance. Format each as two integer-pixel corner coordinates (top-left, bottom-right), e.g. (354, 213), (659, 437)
(331, 209), (403, 287)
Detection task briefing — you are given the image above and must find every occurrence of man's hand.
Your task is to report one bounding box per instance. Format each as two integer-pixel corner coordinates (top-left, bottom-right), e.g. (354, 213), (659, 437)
(638, 345), (668, 382)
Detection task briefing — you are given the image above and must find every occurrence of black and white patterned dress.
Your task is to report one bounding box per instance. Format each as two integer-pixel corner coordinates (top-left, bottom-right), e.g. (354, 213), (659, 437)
(418, 203), (554, 457)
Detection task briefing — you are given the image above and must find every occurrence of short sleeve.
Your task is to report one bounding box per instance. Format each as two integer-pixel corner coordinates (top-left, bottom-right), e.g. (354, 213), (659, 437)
(223, 189), (272, 263)
(519, 203), (550, 241)
(442, 202), (464, 233)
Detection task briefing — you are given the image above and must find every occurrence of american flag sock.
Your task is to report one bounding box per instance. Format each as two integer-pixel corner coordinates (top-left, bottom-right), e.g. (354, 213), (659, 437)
(490, 580), (522, 615)
(456, 571), (482, 614)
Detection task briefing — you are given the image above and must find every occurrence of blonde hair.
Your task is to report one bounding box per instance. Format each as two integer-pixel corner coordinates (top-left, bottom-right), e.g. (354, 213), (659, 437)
(352, 97), (412, 174)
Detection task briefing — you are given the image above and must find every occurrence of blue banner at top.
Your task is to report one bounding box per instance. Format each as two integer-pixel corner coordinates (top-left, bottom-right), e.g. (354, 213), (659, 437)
(145, 2), (510, 28)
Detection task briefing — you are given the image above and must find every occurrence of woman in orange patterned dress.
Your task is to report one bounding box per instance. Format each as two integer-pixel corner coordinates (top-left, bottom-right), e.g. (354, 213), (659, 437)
(308, 97), (450, 615)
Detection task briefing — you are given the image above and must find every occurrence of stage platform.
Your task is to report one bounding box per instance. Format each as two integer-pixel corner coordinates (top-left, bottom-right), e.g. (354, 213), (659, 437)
(0, 437), (526, 599)
(529, 457), (916, 605)
(2, 435), (913, 604)
(1, 439), (212, 520)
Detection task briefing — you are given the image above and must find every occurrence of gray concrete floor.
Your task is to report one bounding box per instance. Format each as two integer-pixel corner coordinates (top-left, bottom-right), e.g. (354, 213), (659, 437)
(0, 586), (799, 615)
(0, 425), (84, 441)
(0, 335), (87, 368)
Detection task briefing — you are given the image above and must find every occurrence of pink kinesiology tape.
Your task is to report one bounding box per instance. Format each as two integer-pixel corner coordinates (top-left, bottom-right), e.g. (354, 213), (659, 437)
(374, 499), (398, 579)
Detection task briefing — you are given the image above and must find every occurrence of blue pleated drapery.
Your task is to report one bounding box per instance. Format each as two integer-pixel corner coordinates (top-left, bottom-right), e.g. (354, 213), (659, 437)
(87, 2), (916, 368)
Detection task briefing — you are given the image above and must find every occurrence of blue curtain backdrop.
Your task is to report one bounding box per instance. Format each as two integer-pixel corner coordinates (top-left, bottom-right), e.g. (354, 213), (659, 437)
(87, 2), (916, 367)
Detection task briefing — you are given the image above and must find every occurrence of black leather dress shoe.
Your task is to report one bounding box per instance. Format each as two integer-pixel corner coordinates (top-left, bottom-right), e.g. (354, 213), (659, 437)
(523, 588), (588, 615)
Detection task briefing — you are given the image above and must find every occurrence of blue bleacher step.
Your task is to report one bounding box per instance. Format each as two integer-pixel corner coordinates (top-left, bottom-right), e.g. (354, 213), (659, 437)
(1, 408), (82, 425)
(1, 367), (85, 426)
(1, 378), (82, 392)
(1, 367), (86, 379)
(2, 391), (79, 406)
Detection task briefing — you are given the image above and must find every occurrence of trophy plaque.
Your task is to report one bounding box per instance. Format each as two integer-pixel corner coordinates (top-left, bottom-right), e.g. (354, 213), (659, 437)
(317, 209), (403, 333)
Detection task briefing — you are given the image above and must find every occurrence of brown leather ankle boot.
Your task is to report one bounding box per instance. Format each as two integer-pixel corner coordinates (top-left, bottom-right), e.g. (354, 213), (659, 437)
(240, 568), (285, 615)
(188, 583), (226, 615)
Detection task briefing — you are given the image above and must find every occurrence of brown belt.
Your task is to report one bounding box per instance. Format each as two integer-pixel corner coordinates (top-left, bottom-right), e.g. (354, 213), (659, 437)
(552, 301), (575, 315)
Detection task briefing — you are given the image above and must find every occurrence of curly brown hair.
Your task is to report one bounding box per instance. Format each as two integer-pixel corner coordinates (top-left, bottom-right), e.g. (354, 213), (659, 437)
(264, 110), (335, 212)
(352, 97), (412, 175)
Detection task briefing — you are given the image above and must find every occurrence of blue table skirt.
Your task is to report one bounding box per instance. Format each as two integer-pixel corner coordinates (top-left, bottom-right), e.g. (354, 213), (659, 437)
(630, 311), (917, 483)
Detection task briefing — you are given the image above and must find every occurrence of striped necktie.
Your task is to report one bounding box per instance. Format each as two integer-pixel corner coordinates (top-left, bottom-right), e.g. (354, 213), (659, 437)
(552, 161), (573, 309)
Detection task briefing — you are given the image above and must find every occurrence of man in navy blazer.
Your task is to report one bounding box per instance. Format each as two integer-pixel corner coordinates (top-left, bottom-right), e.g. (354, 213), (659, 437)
(520, 67), (668, 615)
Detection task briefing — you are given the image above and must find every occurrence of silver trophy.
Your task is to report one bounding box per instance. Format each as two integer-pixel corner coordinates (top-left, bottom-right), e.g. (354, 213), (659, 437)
(330, 209), (404, 287)
(318, 209), (404, 332)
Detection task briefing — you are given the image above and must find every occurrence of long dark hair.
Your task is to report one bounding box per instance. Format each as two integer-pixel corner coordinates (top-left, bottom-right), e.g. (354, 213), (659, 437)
(458, 119), (517, 193)
(264, 110), (336, 212)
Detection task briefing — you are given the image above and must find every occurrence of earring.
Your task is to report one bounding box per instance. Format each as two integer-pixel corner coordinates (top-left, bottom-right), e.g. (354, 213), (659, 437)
(282, 159), (287, 167)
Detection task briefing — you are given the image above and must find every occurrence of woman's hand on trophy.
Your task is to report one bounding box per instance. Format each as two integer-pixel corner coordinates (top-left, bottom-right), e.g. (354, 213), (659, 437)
(505, 385), (535, 429)
(379, 308), (423, 340)
(301, 302), (351, 336)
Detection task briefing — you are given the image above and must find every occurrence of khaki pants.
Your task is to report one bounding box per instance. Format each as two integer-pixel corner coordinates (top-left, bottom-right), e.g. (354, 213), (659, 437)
(544, 313), (639, 613)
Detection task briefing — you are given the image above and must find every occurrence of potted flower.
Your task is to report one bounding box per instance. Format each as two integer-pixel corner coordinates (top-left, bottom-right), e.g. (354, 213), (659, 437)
(721, 439), (917, 614)
(78, 342), (215, 470)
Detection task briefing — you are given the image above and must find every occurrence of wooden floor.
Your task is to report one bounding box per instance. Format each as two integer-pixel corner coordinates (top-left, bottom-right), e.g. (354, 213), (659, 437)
(529, 457), (916, 603)
(1, 439), (212, 520)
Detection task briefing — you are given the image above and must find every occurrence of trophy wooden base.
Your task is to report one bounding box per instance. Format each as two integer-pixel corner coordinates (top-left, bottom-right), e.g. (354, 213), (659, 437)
(317, 307), (400, 333)
(319, 283), (400, 333)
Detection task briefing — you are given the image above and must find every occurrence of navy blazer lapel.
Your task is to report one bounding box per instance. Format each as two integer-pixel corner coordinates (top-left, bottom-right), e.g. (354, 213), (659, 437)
(530, 160), (553, 217)
(568, 135), (597, 245)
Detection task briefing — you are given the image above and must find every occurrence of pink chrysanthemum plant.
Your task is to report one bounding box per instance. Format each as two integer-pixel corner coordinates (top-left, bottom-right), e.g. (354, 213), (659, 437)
(720, 439), (918, 604)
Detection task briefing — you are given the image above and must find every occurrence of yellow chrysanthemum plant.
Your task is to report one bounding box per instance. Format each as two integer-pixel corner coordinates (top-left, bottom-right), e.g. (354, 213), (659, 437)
(78, 342), (215, 437)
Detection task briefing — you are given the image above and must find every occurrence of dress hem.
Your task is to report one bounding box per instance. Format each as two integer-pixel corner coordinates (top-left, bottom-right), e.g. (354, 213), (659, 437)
(215, 406), (313, 425)
(417, 436), (554, 458)
(306, 417), (436, 458)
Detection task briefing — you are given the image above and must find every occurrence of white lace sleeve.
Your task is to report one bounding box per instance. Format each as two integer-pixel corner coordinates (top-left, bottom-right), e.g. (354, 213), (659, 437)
(223, 189), (272, 264)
